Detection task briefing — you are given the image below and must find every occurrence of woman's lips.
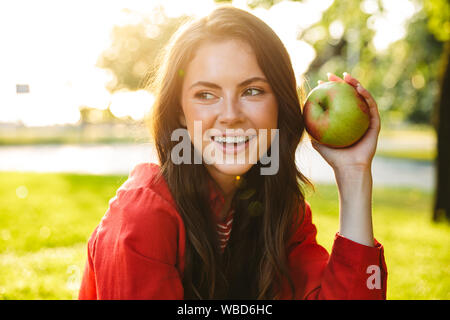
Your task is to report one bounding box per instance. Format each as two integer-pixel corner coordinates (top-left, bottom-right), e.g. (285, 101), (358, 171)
(211, 135), (256, 155)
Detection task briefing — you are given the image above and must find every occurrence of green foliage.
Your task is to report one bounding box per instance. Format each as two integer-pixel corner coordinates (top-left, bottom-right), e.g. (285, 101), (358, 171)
(99, 0), (445, 125)
(79, 106), (124, 124)
(246, 0), (279, 10)
(97, 8), (188, 92)
(302, 0), (444, 125)
(0, 172), (449, 299)
(213, 0), (285, 9)
(423, 0), (450, 42)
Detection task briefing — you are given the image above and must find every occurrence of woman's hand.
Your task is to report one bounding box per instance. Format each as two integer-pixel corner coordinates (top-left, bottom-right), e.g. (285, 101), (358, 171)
(311, 72), (380, 247)
(312, 72), (381, 174)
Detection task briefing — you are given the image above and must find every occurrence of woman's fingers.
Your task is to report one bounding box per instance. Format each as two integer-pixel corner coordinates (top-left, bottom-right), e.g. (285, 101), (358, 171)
(319, 72), (348, 85)
(341, 72), (380, 132)
(356, 84), (377, 113)
(343, 72), (360, 88)
(356, 84), (380, 132)
(327, 72), (345, 82)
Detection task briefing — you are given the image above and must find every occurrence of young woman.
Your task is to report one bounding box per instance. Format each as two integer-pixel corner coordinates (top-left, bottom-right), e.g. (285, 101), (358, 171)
(79, 6), (387, 300)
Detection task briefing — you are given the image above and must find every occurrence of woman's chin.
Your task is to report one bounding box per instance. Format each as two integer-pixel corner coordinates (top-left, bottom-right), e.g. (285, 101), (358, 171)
(207, 162), (255, 177)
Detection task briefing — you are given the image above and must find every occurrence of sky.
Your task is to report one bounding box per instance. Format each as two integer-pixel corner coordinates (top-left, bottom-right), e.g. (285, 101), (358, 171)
(0, 0), (420, 127)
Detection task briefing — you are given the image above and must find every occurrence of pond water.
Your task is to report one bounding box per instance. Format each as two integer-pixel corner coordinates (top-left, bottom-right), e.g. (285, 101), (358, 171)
(0, 142), (434, 190)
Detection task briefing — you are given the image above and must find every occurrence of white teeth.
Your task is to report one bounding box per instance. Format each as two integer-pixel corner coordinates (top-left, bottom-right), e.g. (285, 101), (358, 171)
(213, 136), (250, 144)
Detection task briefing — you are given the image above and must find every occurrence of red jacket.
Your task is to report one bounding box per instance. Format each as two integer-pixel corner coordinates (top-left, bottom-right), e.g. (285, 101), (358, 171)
(79, 163), (387, 300)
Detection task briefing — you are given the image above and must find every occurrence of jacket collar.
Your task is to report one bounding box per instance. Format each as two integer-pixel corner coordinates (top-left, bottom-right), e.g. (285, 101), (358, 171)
(207, 175), (237, 224)
(208, 177), (224, 205)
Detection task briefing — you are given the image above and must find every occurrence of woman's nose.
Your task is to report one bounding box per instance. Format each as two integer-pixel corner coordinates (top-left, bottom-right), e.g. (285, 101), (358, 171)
(218, 95), (245, 125)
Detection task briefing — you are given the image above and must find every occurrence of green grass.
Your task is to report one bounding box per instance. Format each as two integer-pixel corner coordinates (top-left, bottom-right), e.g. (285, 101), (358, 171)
(0, 172), (127, 299)
(1, 171), (449, 299)
(376, 149), (436, 162)
(376, 125), (436, 162)
(307, 184), (450, 300)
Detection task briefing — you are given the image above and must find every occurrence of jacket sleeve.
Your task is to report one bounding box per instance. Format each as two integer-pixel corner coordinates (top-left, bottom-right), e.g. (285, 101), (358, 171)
(78, 226), (99, 300)
(78, 186), (184, 300)
(282, 202), (387, 300)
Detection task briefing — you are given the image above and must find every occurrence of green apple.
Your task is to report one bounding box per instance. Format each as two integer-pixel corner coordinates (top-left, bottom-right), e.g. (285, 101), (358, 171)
(303, 81), (370, 148)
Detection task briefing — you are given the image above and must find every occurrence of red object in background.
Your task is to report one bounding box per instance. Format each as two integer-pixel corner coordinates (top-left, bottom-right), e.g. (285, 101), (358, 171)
(78, 163), (387, 300)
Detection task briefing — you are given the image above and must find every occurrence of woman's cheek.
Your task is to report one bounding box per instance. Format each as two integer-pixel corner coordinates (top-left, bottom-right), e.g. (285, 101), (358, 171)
(187, 116), (217, 154)
(252, 101), (278, 156)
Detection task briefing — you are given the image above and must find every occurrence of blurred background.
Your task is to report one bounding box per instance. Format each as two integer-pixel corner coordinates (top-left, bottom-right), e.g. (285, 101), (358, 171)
(0, 0), (448, 299)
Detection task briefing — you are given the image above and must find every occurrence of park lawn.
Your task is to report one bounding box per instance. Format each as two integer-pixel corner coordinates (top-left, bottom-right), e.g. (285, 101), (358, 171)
(306, 184), (450, 300)
(375, 149), (436, 162)
(376, 124), (437, 162)
(0, 172), (127, 299)
(0, 171), (449, 300)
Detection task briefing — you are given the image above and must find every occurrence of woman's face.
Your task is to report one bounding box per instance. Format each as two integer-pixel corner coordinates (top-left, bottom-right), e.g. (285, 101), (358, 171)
(180, 39), (278, 178)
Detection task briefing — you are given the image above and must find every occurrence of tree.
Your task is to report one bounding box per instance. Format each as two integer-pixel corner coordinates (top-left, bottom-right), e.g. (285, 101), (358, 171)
(79, 106), (122, 124)
(97, 6), (188, 93)
(301, 0), (444, 125)
(432, 43), (450, 222)
(423, 0), (450, 222)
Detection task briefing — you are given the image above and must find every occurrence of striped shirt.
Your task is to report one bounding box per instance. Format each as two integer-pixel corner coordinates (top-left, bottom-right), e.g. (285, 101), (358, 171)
(216, 209), (234, 253)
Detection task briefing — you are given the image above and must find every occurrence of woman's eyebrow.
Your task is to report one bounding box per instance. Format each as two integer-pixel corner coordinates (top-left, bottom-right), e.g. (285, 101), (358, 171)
(189, 76), (268, 90)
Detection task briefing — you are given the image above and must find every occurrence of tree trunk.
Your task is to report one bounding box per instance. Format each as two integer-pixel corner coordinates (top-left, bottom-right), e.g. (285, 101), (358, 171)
(433, 42), (450, 222)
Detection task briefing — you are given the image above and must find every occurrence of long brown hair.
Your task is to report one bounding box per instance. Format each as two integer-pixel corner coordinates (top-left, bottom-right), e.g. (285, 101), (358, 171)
(146, 5), (312, 299)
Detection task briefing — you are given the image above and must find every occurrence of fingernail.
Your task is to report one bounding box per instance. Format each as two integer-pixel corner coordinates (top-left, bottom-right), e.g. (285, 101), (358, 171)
(343, 72), (348, 77)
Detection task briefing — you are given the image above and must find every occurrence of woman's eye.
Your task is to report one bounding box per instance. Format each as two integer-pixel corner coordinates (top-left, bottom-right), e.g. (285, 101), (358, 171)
(195, 92), (216, 100)
(243, 88), (264, 96)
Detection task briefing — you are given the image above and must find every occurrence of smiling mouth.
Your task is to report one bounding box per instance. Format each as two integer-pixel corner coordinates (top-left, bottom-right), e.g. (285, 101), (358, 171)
(211, 135), (252, 144)
(210, 135), (257, 154)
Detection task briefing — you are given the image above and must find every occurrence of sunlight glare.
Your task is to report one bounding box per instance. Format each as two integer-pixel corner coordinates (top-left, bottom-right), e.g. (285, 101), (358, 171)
(109, 90), (155, 121)
(0, 0), (334, 126)
(369, 0), (420, 52)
